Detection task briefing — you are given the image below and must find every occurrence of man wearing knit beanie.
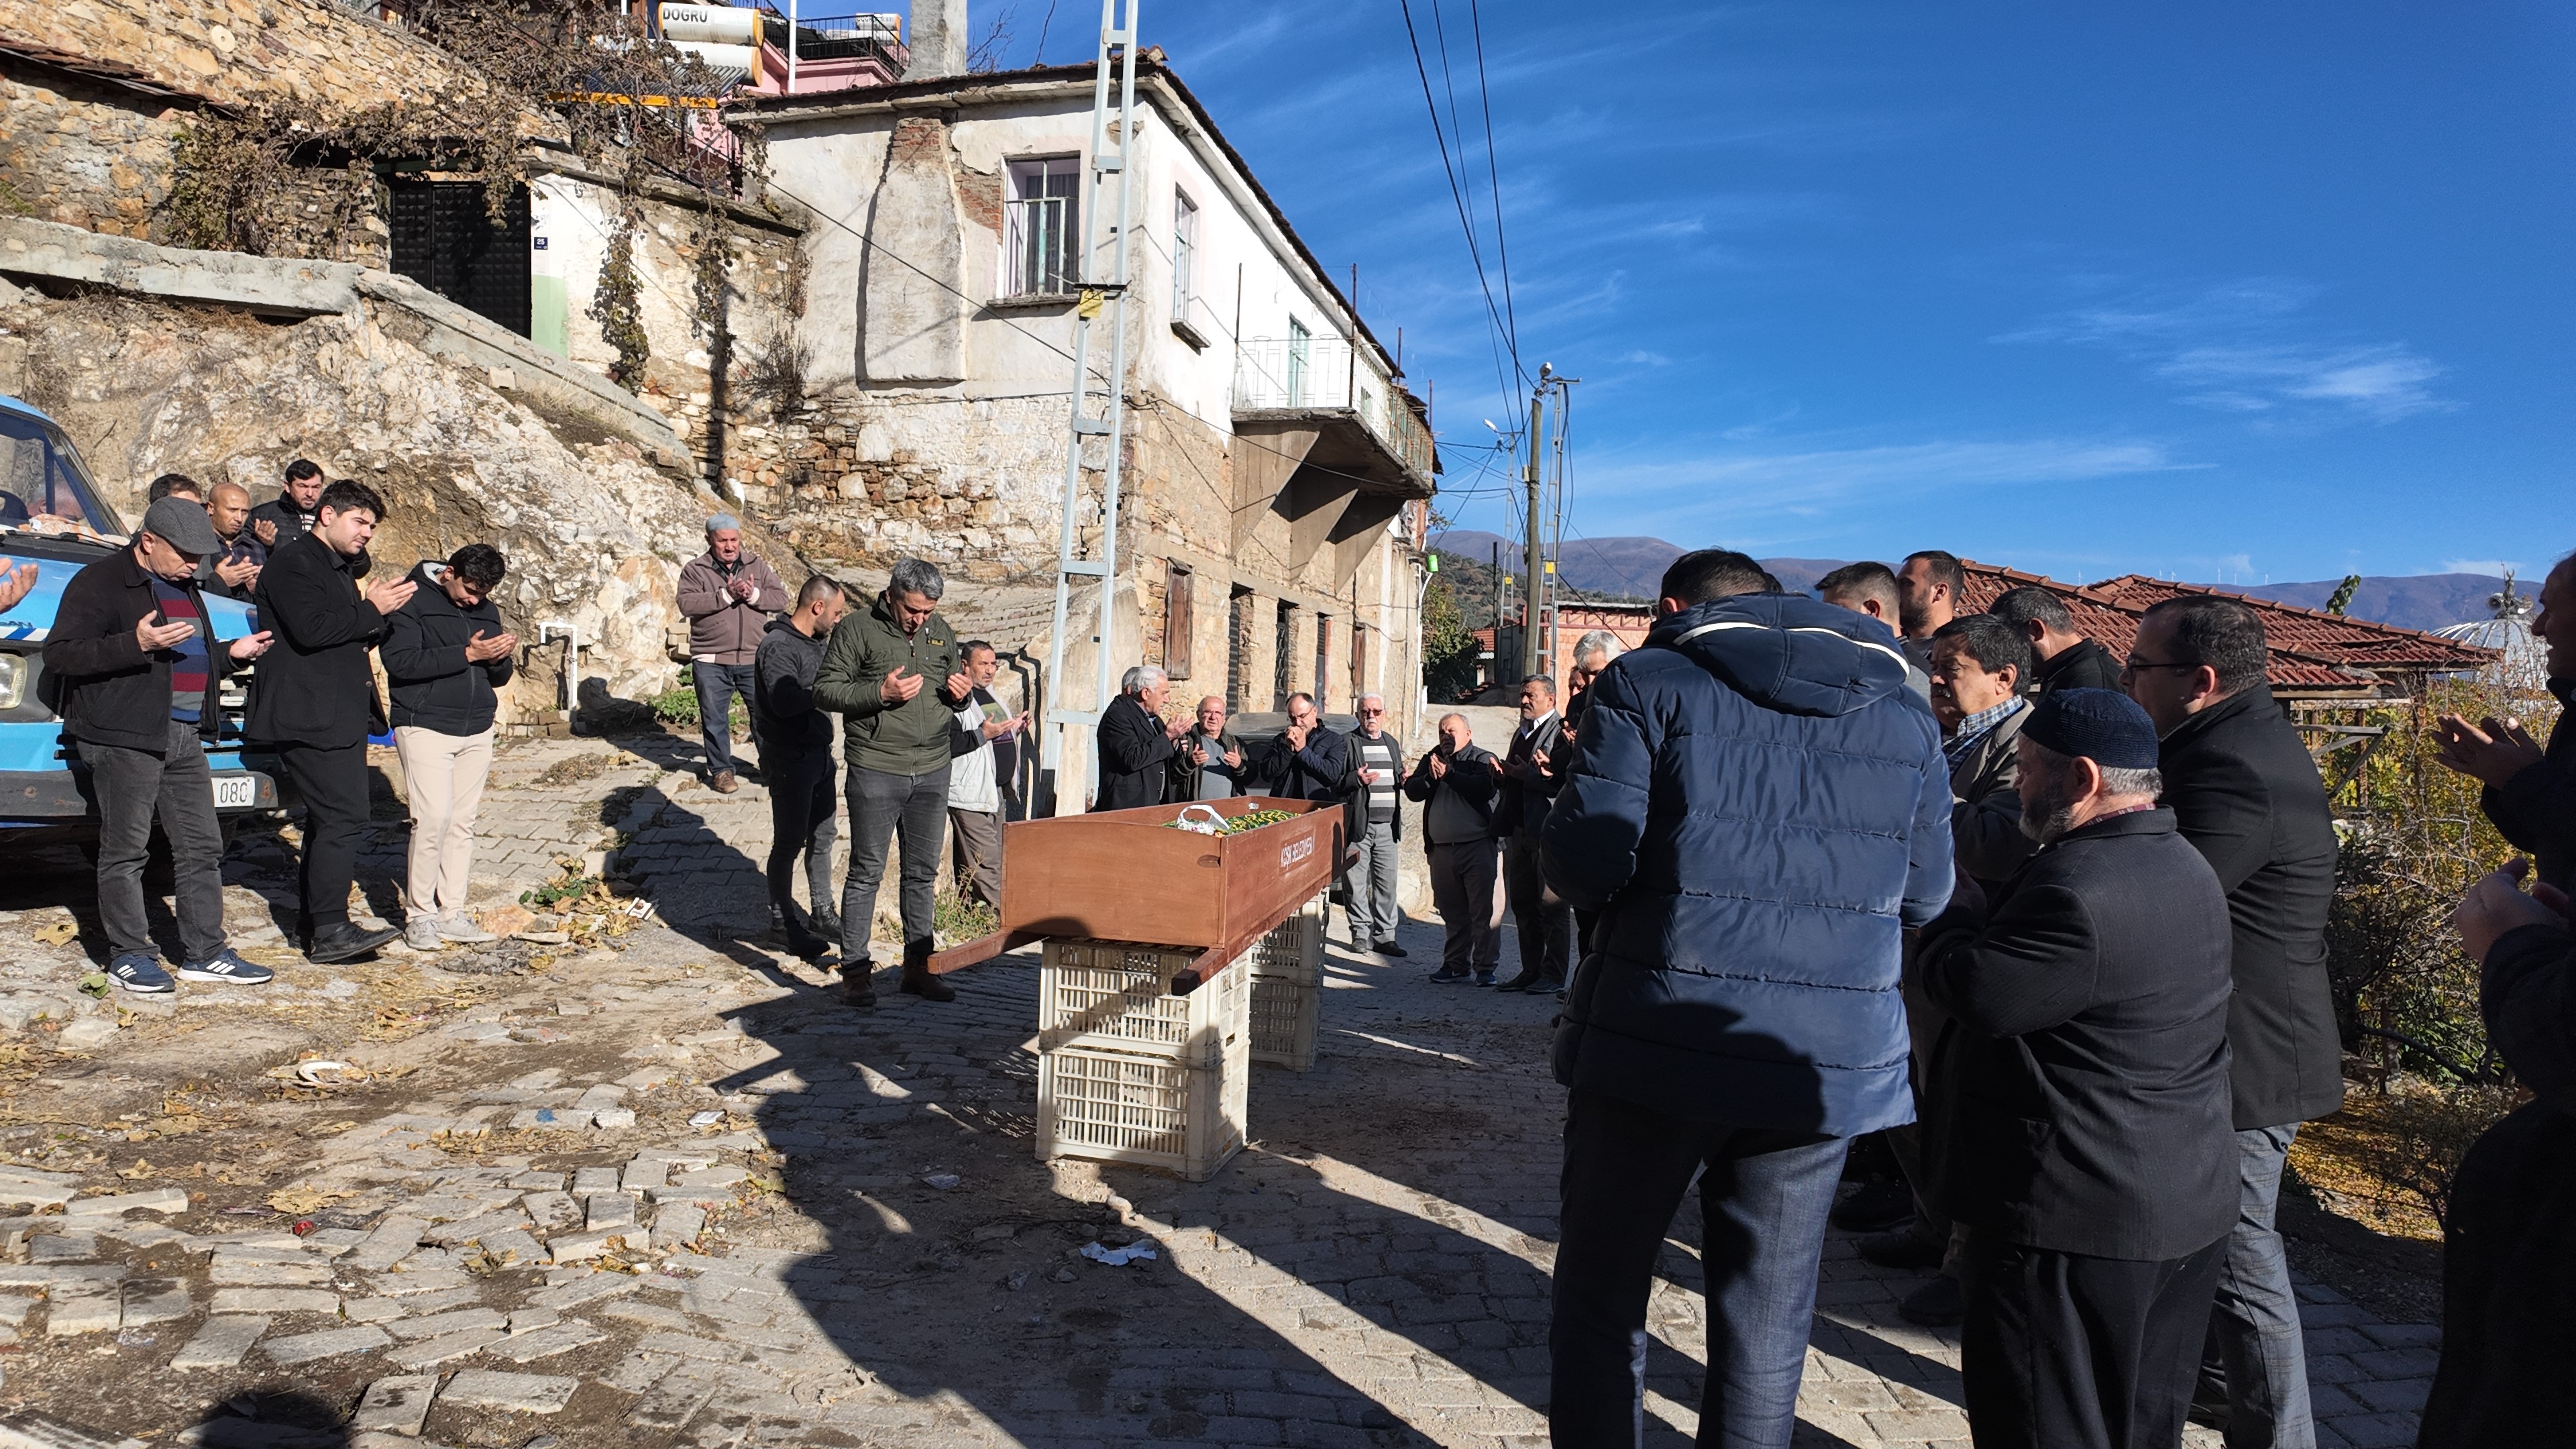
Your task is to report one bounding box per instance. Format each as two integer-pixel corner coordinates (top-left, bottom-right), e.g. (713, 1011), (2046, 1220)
(1914, 688), (2241, 1447)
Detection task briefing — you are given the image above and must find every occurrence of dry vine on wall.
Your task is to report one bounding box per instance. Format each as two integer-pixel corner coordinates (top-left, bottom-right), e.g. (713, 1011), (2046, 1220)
(156, 0), (756, 392)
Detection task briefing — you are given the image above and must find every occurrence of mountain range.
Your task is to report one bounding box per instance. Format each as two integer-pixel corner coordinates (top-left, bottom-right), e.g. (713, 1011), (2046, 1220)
(1426, 530), (2512, 634)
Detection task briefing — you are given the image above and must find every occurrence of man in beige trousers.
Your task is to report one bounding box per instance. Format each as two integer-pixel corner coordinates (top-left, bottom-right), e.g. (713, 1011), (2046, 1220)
(380, 545), (517, 951)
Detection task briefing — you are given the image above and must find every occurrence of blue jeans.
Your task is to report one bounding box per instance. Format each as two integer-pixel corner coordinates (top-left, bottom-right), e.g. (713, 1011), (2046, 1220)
(693, 661), (757, 775)
(1552, 1089), (1847, 1448)
(2204, 1124), (2314, 1449)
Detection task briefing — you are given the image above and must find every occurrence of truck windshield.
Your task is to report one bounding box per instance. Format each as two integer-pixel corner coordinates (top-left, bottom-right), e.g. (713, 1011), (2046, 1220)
(0, 408), (123, 541)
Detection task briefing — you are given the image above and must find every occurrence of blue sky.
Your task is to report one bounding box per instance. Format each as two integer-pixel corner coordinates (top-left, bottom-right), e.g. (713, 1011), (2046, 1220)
(977, 3), (2576, 584)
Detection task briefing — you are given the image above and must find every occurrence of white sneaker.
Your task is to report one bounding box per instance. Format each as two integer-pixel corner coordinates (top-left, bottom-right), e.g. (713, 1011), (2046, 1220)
(403, 917), (445, 953)
(438, 912), (498, 944)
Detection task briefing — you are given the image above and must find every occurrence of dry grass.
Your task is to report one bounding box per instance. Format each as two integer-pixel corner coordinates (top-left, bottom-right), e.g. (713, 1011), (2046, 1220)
(2291, 1081), (2522, 1241)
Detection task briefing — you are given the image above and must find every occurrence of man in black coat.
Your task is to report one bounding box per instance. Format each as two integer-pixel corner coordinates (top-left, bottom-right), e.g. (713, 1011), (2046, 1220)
(380, 545), (516, 954)
(2435, 549), (2575, 896)
(246, 458), (323, 552)
(250, 479), (417, 964)
(1406, 713), (1503, 983)
(2126, 595), (2341, 1446)
(1917, 688), (2238, 1449)
(1094, 664), (1184, 812)
(1495, 674), (1573, 994)
(41, 499), (278, 995)
(1256, 691), (1353, 804)
(2420, 856), (2575, 1446)
(1988, 585), (2125, 696)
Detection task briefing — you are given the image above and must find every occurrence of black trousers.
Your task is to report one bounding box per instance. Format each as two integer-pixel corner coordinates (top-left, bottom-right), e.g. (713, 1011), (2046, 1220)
(275, 739), (369, 931)
(1503, 833), (1572, 983)
(763, 745), (837, 926)
(1960, 1228), (2227, 1449)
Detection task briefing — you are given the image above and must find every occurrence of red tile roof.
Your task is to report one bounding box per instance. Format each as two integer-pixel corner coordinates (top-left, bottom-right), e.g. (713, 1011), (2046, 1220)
(1959, 562), (2496, 696)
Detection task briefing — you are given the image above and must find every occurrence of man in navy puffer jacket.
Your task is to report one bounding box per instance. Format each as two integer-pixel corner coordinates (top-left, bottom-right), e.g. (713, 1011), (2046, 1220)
(1541, 547), (1953, 1448)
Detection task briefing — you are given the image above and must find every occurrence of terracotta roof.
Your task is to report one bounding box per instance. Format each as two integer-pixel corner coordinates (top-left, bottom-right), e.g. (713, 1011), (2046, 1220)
(2090, 575), (2496, 672)
(1957, 561), (2498, 696)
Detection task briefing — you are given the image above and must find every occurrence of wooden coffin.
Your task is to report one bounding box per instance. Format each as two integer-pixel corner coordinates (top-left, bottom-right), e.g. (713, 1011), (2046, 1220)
(932, 796), (1346, 989)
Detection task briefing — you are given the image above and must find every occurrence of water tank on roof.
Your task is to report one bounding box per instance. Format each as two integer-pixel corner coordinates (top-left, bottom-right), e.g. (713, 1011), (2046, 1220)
(660, 3), (760, 44)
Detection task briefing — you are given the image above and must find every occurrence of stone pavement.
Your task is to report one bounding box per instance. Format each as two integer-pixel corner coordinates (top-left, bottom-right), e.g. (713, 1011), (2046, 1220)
(0, 731), (2441, 1448)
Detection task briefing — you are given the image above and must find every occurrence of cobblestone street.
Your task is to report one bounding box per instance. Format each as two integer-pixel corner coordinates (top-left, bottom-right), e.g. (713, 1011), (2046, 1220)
(0, 733), (2438, 1449)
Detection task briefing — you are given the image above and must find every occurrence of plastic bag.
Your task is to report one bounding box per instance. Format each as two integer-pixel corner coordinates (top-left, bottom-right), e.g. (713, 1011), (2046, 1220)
(1171, 804), (1228, 837)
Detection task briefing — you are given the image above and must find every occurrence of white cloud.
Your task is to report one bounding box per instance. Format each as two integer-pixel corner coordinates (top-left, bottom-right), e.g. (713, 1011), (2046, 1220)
(2002, 278), (2451, 424)
(2159, 344), (2446, 421)
(1585, 437), (2196, 531)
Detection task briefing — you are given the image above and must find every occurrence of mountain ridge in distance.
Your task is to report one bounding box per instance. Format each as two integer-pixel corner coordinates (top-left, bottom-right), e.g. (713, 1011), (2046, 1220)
(1424, 530), (2510, 633)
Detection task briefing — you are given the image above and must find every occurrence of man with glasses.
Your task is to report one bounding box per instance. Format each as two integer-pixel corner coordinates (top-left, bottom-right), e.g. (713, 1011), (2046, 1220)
(1167, 696), (1246, 802)
(2125, 596), (2340, 1449)
(1257, 692), (1352, 805)
(1345, 694), (1407, 957)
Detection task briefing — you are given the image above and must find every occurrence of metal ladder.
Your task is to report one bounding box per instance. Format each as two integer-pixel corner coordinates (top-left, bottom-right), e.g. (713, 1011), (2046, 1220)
(1036, 0), (1142, 818)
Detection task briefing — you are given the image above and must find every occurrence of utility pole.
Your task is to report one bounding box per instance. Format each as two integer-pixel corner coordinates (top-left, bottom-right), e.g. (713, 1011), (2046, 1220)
(1519, 364), (1548, 680)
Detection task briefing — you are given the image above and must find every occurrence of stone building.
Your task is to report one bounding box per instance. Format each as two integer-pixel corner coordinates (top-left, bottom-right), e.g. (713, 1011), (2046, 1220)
(731, 59), (1440, 803)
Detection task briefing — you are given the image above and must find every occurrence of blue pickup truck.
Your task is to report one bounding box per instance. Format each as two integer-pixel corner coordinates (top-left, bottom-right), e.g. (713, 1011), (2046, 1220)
(0, 394), (280, 845)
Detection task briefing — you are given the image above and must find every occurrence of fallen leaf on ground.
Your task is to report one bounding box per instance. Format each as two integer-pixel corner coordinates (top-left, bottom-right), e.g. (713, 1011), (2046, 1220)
(264, 1184), (344, 1215)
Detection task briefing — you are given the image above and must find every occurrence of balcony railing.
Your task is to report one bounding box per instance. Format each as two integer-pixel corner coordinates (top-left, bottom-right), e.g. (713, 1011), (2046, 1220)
(1234, 337), (1433, 484)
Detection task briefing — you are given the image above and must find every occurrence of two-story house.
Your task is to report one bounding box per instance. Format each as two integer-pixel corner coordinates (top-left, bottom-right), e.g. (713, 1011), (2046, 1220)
(732, 57), (1438, 806)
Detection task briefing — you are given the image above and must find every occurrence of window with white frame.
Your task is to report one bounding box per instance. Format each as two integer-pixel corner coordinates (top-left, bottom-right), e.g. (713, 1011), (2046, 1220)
(1287, 318), (1310, 406)
(1006, 156), (1081, 296)
(1171, 191), (1198, 320)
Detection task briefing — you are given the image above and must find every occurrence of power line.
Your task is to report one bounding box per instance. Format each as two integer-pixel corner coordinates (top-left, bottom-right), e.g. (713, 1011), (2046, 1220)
(1396, 0), (1524, 409)
(1463, 0), (1520, 370)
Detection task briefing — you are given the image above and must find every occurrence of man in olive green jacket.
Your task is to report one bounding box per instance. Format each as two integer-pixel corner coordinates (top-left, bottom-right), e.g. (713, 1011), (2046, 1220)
(814, 558), (973, 1004)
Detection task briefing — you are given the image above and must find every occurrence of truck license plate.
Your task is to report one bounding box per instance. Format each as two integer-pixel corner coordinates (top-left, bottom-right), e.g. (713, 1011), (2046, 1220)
(211, 774), (258, 810)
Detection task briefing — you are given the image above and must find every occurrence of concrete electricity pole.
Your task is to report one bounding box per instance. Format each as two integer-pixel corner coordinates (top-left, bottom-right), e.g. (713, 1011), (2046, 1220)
(1519, 364), (1551, 679)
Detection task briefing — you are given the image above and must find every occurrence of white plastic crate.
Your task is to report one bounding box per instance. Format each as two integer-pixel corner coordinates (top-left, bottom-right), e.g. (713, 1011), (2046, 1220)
(1248, 974), (1318, 1072)
(1036, 1038), (1249, 1181)
(1038, 938), (1249, 1067)
(1246, 894), (1328, 986)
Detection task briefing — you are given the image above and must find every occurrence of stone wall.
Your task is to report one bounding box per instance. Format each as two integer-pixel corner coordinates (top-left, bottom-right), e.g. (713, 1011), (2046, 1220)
(720, 390), (1070, 575)
(0, 0), (498, 116)
(0, 70), (179, 239)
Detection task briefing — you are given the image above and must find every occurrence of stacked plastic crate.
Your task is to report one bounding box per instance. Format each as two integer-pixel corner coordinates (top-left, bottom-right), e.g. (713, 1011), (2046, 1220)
(1247, 893), (1326, 1071)
(1033, 936), (1252, 1182)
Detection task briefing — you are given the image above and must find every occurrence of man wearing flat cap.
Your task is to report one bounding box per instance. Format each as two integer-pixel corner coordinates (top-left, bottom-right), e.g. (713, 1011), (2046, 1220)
(42, 498), (279, 996)
(1913, 689), (2239, 1448)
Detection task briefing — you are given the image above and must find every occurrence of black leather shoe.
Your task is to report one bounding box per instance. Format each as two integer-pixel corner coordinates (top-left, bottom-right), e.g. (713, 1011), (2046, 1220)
(1829, 1178), (1915, 1234)
(809, 906), (844, 942)
(1493, 971), (1546, 994)
(1375, 942), (1409, 959)
(1898, 1273), (1964, 1327)
(1858, 1222), (1945, 1270)
(307, 921), (400, 964)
